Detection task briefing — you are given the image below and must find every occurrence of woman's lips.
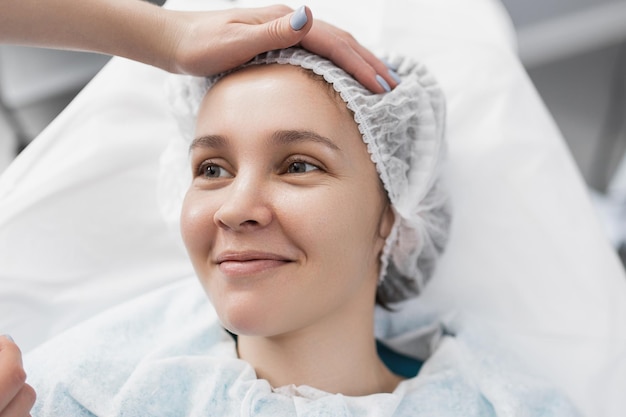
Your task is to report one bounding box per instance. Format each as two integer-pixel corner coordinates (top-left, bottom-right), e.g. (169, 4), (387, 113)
(218, 259), (291, 276)
(216, 252), (292, 277)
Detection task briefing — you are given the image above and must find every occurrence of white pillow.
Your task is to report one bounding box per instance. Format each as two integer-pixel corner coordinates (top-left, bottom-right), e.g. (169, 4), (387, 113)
(1, 0), (624, 415)
(0, 58), (194, 351)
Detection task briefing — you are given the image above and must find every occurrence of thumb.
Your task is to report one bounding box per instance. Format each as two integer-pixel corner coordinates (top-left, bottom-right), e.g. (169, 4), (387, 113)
(254, 6), (313, 51)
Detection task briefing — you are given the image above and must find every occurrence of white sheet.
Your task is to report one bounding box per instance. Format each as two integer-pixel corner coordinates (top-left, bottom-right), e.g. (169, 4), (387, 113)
(1, 0), (625, 416)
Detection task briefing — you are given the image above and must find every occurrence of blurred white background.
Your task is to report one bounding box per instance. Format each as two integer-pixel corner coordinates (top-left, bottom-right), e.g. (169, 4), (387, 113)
(500, 0), (626, 190)
(499, 0), (626, 258)
(1, 0), (626, 253)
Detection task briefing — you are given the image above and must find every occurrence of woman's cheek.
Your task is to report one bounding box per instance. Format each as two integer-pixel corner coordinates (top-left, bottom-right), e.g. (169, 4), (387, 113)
(180, 193), (213, 256)
(275, 187), (340, 236)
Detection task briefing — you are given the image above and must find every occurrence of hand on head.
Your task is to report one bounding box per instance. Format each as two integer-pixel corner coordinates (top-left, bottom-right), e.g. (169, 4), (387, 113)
(0, 336), (35, 417)
(161, 5), (398, 93)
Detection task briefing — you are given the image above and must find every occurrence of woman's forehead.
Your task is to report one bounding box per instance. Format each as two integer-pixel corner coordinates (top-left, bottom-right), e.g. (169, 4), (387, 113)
(199, 64), (355, 138)
(207, 64), (347, 112)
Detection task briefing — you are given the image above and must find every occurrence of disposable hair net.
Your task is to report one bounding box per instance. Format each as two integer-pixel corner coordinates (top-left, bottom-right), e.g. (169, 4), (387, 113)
(164, 48), (450, 303)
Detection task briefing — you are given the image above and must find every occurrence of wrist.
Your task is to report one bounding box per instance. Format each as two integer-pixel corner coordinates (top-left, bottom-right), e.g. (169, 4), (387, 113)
(155, 9), (189, 74)
(105, 1), (174, 72)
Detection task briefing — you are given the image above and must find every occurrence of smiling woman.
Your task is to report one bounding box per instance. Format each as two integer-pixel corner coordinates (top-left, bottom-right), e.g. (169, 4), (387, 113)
(171, 48), (452, 304)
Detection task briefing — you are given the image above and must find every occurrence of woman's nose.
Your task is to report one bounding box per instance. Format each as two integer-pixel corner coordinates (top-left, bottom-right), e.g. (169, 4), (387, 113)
(213, 176), (273, 232)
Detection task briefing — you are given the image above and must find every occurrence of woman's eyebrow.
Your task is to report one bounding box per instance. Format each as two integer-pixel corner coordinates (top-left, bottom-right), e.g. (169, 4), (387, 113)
(189, 135), (227, 152)
(271, 130), (341, 151)
(189, 130), (342, 152)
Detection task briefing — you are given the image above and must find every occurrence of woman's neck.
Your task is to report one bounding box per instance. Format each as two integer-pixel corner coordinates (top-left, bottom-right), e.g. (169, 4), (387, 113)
(236, 303), (403, 396)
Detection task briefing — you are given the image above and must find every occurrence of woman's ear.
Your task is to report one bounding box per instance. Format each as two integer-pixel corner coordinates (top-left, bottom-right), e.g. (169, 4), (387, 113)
(378, 203), (395, 241)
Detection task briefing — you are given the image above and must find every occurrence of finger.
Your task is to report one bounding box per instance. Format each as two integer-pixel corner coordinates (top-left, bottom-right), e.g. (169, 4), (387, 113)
(327, 39), (387, 93)
(301, 21), (398, 94)
(0, 336), (27, 412)
(236, 6), (313, 59)
(0, 384), (36, 417)
(228, 5), (294, 24)
(348, 39), (400, 90)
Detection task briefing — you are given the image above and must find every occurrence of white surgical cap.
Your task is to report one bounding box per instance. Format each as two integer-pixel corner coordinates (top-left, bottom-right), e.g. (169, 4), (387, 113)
(164, 48), (451, 303)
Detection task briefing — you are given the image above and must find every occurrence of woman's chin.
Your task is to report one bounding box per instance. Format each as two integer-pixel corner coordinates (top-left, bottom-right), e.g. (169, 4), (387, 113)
(210, 286), (296, 337)
(218, 306), (279, 338)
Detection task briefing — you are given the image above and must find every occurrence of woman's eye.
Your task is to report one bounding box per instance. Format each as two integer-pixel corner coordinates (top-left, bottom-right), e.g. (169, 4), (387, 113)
(287, 161), (319, 174)
(200, 162), (232, 179)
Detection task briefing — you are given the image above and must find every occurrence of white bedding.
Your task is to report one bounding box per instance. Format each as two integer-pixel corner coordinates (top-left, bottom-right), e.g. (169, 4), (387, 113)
(25, 278), (580, 417)
(1, 0), (625, 416)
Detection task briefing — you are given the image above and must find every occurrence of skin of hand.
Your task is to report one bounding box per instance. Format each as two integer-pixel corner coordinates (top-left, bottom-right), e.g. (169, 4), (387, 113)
(0, 336), (36, 416)
(161, 5), (398, 93)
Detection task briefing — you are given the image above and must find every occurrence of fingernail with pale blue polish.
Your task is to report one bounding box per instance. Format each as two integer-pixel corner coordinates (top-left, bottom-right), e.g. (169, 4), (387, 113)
(388, 69), (402, 85)
(376, 74), (391, 92)
(1, 334), (14, 343)
(290, 6), (308, 31)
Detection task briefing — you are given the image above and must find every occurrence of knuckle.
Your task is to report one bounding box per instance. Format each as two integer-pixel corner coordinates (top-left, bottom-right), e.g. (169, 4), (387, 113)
(3, 365), (29, 397)
(23, 383), (37, 408)
(277, 4), (293, 13)
(268, 4), (293, 16)
(334, 27), (354, 42)
(345, 30), (358, 41)
(266, 19), (290, 44)
(337, 28), (351, 38)
(10, 364), (28, 387)
(2, 348), (28, 387)
(328, 38), (352, 61)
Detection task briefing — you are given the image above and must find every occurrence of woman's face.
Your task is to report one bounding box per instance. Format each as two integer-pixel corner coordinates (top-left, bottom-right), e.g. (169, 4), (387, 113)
(181, 64), (393, 337)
